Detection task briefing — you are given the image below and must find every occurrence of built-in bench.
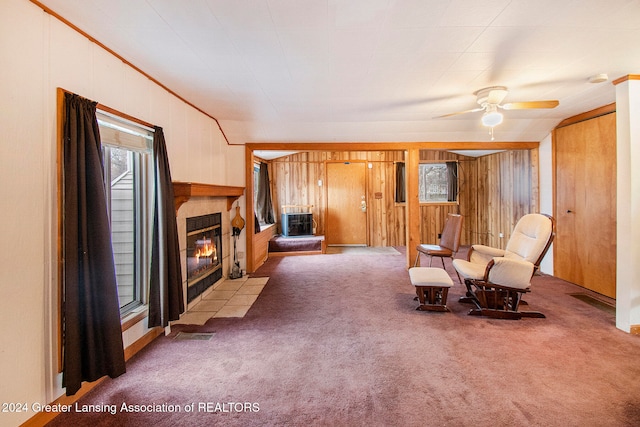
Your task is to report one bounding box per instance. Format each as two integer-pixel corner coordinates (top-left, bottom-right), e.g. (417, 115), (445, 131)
(253, 224), (277, 270)
(268, 234), (326, 256)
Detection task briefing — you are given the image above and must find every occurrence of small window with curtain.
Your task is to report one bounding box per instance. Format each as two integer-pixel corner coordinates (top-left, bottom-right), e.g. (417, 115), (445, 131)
(418, 161), (458, 203)
(394, 161), (458, 204)
(395, 161), (406, 203)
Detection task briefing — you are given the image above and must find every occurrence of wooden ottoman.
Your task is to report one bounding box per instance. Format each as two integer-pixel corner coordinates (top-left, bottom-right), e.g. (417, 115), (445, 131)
(409, 267), (454, 312)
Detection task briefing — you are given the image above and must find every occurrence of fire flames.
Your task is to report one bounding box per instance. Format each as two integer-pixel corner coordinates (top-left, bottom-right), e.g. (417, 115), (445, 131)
(195, 238), (217, 263)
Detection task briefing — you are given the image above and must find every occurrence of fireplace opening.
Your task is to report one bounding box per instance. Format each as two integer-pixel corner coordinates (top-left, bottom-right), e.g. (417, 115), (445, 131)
(186, 213), (223, 303)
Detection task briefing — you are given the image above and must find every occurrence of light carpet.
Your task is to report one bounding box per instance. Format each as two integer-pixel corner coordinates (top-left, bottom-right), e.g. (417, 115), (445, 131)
(45, 247), (640, 427)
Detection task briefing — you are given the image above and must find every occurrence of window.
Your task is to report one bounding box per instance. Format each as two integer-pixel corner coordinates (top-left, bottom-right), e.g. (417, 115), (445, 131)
(254, 161), (275, 226)
(418, 161), (458, 203)
(253, 162), (260, 211)
(98, 111), (154, 315)
(394, 161), (459, 204)
(395, 162), (406, 203)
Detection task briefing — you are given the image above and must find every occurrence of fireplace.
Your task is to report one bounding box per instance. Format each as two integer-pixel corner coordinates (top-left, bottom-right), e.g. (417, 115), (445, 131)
(186, 213), (223, 303)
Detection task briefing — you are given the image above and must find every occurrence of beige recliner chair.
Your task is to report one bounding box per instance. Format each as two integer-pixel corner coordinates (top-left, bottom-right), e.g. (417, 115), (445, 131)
(452, 213), (555, 319)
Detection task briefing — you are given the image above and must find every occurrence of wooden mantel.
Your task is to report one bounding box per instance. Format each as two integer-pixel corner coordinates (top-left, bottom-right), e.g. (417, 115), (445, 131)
(173, 181), (245, 212)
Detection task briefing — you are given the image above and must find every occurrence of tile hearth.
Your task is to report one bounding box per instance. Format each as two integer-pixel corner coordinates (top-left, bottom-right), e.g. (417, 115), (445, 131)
(172, 276), (269, 325)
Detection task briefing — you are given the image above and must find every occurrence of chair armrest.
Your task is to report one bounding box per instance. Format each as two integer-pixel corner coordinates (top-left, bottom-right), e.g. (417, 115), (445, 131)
(485, 257), (534, 289)
(468, 245), (506, 264)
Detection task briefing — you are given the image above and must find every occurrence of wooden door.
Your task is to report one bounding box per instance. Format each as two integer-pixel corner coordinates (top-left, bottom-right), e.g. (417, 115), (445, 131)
(554, 112), (616, 298)
(326, 162), (367, 245)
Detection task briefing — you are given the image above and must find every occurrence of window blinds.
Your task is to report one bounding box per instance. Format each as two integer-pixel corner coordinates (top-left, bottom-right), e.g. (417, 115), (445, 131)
(96, 110), (153, 152)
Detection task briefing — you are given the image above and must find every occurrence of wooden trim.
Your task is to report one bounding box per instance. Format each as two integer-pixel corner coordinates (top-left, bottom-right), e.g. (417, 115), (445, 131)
(123, 327), (164, 361)
(271, 158), (404, 164)
(630, 325), (640, 335)
(245, 147), (257, 272)
(555, 103), (616, 128)
(419, 201), (459, 206)
(419, 159), (459, 164)
(172, 182), (245, 212)
(612, 74), (640, 85)
(96, 103), (154, 130)
(246, 141), (539, 152)
(20, 327), (164, 427)
(551, 130), (557, 247)
(120, 309), (148, 332)
(56, 89), (65, 373)
(405, 149), (421, 269)
(29, 0), (234, 145)
(19, 378), (107, 427)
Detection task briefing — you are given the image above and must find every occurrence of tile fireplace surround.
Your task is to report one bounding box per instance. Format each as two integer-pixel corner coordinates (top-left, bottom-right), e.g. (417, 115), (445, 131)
(174, 182), (245, 311)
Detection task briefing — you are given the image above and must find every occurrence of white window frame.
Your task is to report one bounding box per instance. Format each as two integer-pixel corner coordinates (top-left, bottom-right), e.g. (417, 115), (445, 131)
(97, 111), (154, 316)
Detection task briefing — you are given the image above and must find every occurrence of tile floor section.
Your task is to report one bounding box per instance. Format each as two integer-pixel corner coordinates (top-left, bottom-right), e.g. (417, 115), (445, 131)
(172, 276), (269, 325)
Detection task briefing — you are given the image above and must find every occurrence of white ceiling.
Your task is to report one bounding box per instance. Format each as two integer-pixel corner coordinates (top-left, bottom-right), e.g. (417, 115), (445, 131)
(39, 0), (640, 148)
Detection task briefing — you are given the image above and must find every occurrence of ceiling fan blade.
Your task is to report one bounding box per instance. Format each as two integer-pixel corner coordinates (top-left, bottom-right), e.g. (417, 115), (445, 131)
(502, 100), (559, 110)
(433, 107), (484, 119)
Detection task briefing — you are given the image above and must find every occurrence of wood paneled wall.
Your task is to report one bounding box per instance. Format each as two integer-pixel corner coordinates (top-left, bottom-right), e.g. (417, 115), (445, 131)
(417, 151), (477, 247)
(474, 150), (539, 249)
(266, 149), (537, 249)
(269, 151), (406, 246)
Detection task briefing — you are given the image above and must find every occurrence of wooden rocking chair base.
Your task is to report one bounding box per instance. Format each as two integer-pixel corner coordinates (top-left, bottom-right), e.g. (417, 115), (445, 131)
(460, 279), (545, 320)
(414, 287), (450, 312)
(467, 308), (545, 319)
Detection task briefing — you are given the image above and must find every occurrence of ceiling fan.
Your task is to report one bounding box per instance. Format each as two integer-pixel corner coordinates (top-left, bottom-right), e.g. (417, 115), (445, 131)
(435, 86), (559, 139)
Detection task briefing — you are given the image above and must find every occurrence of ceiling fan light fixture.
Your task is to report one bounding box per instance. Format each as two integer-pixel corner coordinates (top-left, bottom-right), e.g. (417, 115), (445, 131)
(481, 110), (503, 127)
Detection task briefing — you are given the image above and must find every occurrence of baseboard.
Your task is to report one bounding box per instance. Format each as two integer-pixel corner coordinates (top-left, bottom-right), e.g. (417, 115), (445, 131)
(630, 325), (640, 335)
(20, 326), (164, 427)
(19, 377), (107, 427)
(124, 326), (164, 360)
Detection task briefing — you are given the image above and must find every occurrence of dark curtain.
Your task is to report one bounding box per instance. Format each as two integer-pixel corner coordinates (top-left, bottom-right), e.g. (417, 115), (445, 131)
(149, 127), (184, 328)
(62, 93), (126, 396)
(395, 162), (406, 203)
(255, 162), (275, 224)
(446, 161), (458, 202)
(255, 213), (261, 234)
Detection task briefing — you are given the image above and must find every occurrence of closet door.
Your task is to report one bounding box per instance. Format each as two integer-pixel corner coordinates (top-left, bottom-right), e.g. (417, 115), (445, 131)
(554, 112), (616, 298)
